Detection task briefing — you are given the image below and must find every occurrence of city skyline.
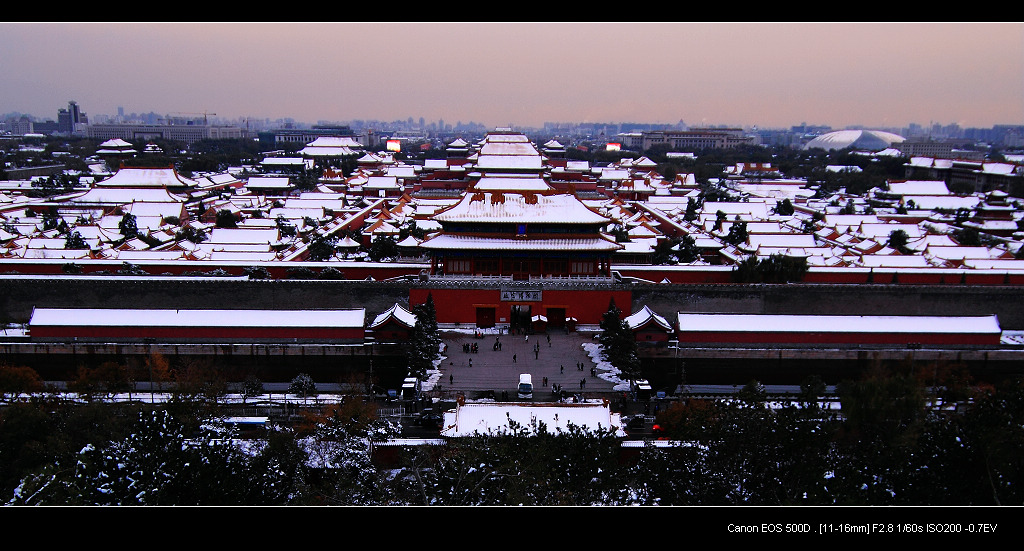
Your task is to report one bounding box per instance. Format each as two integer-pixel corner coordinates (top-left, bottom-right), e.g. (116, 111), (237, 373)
(2, 22), (1022, 130)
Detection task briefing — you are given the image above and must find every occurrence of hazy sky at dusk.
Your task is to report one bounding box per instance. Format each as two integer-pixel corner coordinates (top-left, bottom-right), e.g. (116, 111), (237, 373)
(2, 22), (1022, 130)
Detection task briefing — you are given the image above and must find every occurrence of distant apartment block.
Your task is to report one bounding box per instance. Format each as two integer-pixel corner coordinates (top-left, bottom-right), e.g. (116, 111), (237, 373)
(87, 122), (247, 145)
(641, 128), (755, 151)
(893, 138), (985, 159)
(257, 125), (360, 146)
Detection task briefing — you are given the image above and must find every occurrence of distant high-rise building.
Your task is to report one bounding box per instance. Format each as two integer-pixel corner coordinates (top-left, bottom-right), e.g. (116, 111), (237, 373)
(57, 101), (85, 134)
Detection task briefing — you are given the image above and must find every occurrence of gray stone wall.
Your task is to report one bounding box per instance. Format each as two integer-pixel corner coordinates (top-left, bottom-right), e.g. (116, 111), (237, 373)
(631, 283), (1024, 330)
(0, 276), (411, 325)
(3, 276), (1023, 331)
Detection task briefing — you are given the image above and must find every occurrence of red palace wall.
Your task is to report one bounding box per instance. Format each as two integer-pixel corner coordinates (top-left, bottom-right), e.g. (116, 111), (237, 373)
(410, 288), (633, 326)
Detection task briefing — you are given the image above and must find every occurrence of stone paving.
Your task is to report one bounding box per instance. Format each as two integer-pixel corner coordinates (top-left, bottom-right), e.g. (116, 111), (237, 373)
(432, 327), (625, 399)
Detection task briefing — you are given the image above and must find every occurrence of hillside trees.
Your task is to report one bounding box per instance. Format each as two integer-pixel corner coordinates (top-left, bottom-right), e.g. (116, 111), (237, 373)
(9, 410), (300, 505)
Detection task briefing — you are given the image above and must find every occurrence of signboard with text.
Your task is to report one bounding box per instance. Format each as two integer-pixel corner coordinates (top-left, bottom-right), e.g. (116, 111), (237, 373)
(500, 289), (542, 302)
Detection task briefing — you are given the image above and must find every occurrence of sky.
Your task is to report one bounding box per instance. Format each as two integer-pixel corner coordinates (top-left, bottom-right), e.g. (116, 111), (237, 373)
(1, 22), (1022, 130)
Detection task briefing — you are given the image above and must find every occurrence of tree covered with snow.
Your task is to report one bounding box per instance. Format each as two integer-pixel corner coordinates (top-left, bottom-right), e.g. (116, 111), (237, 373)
(297, 401), (401, 505)
(288, 373), (318, 402)
(396, 420), (626, 505)
(9, 410), (302, 505)
(3, 370), (1023, 506)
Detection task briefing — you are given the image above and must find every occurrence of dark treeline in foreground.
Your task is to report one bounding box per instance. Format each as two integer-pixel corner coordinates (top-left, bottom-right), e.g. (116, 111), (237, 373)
(1, 362), (1022, 505)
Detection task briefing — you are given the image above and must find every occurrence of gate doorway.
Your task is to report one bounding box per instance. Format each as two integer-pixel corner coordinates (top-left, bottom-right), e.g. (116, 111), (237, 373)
(476, 307), (496, 328)
(546, 307), (566, 329)
(510, 305), (532, 333)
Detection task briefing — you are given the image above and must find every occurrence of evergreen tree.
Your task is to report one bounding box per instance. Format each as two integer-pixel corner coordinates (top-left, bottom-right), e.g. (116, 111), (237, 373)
(888, 229), (913, 254)
(368, 235), (399, 261)
(63, 231), (88, 250)
(118, 212), (138, 239)
(406, 294), (441, 380)
(724, 219), (748, 246)
(215, 209), (237, 228)
(289, 373), (318, 402)
(599, 300), (640, 380)
(306, 235), (337, 261)
(773, 198), (795, 216)
(683, 197), (699, 222)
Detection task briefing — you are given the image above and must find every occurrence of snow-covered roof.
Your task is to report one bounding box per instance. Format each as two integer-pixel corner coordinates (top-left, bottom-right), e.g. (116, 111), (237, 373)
(746, 233), (818, 249)
(901, 195), (980, 211)
(440, 402), (625, 438)
(305, 136), (361, 148)
(857, 254), (933, 268)
(65, 187), (186, 206)
(433, 192), (611, 225)
(99, 138), (133, 148)
(676, 313), (1000, 335)
(419, 233), (622, 252)
(370, 303), (417, 329)
(477, 141), (540, 157)
(246, 176), (292, 188)
(30, 308), (366, 328)
(206, 227), (279, 245)
(92, 167), (196, 189)
(364, 176), (400, 190)
(471, 175), (552, 192)
(887, 180), (951, 196)
(475, 155), (545, 170)
(624, 305), (672, 332)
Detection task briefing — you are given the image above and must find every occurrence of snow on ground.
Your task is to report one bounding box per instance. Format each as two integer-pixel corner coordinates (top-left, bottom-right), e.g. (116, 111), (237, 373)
(421, 353), (447, 391)
(581, 341), (630, 391)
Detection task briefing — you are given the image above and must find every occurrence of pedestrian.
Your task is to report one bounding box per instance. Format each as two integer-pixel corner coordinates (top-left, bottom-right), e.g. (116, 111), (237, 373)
(547, 335), (551, 347)
(543, 376), (548, 387)
(560, 364), (564, 374)
(579, 379), (584, 389)
(582, 378), (586, 388)
(525, 334), (529, 343)
(449, 374), (453, 385)
(534, 349), (538, 359)
(468, 359), (472, 368)
(513, 354), (517, 363)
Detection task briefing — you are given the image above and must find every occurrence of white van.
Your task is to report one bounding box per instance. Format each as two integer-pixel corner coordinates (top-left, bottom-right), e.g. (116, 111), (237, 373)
(518, 374), (533, 399)
(401, 377), (421, 399)
(631, 379), (653, 401)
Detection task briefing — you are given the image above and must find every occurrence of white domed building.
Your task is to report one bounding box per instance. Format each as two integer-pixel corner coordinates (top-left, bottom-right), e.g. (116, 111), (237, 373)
(804, 129), (905, 152)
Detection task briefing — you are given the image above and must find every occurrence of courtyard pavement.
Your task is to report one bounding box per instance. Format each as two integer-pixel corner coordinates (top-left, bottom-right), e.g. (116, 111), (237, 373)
(432, 326), (625, 400)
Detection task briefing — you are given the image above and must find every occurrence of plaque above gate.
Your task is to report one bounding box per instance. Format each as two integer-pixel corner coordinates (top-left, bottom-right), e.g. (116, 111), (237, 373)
(500, 288), (542, 302)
